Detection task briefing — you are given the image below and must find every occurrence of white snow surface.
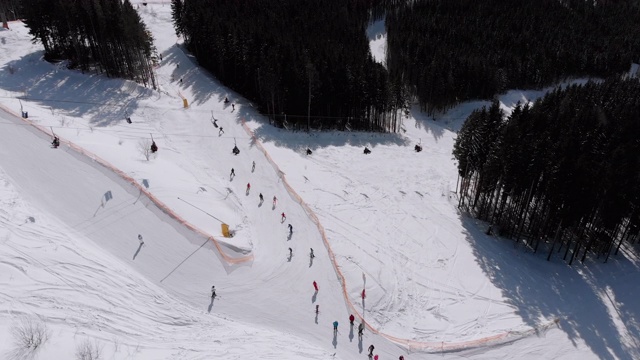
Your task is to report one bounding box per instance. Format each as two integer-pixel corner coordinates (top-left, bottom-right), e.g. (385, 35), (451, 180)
(0, 3), (638, 359)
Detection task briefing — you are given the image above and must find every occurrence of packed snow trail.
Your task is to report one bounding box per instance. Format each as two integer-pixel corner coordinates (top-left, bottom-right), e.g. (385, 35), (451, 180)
(0, 105), (404, 359)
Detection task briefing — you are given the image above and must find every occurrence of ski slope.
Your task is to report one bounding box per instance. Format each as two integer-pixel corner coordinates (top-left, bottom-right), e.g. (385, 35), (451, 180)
(0, 2), (639, 359)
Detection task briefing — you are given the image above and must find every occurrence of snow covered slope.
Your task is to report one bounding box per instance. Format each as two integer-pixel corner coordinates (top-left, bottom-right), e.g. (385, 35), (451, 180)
(0, 2), (638, 359)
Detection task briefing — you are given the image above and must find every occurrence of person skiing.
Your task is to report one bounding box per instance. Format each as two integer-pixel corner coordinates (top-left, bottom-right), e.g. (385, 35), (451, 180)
(306, 148), (312, 155)
(310, 248), (315, 258)
(358, 322), (364, 337)
(232, 145), (240, 155)
(219, 127), (224, 135)
(362, 289), (366, 299)
(252, 161), (256, 171)
(368, 344), (375, 357)
(224, 96), (229, 104)
(281, 212), (286, 222)
(273, 196), (277, 206)
(211, 285), (216, 298)
(288, 247), (292, 256)
(213, 118), (218, 128)
(138, 234), (144, 245)
(232, 103), (235, 111)
(333, 321), (339, 334)
(399, 356), (405, 360)
(230, 168), (235, 177)
(349, 314), (355, 325)
(51, 136), (60, 148)
(150, 140), (158, 153)
(247, 183), (251, 192)
(315, 305), (319, 314)
(288, 224), (293, 234)
(313, 281), (318, 291)
(259, 193), (264, 202)
(363, 146), (371, 154)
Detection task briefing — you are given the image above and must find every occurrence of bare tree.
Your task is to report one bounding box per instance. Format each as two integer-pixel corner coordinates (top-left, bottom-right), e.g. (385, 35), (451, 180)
(10, 316), (50, 359)
(137, 139), (152, 161)
(76, 339), (102, 360)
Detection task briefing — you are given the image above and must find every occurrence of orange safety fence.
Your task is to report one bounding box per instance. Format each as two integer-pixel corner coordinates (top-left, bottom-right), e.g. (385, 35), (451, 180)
(240, 118), (556, 353)
(0, 104), (253, 266)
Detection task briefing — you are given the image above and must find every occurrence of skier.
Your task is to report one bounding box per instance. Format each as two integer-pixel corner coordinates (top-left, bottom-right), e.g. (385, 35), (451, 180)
(213, 118), (218, 128)
(288, 223), (293, 234)
(224, 96), (229, 104)
(273, 195), (277, 206)
(138, 234), (144, 245)
(399, 356), (405, 360)
(252, 161), (256, 172)
(362, 289), (366, 300)
(150, 140), (158, 153)
(368, 345), (375, 357)
(51, 136), (60, 148)
(230, 168), (235, 177)
(374, 356), (379, 360)
(259, 193), (264, 202)
(310, 248), (315, 258)
(349, 314), (355, 325)
(333, 321), (339, 334)
(315, 305), (319, 314)
(358, 322), (364, 338)
(363, 146), (371, 154)
(232, 145), (240, 155)
(232, 103), (235, 111)
(281, 212), (286, 222)
(246, 183), (251, 192)
(306, 148), (312, 155)
(288, 247), (292, 256)
(313, 281), (318, 292)
(219, 127), (224, 135)
(211, 285), (216, 298)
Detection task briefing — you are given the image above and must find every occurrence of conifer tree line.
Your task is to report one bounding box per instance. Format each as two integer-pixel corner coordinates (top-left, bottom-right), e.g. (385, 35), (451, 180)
(171, 0), (403, 132)
(453, 78), (640, 264)
(20, 0), (156, 89)
(385, 0), (640, 115)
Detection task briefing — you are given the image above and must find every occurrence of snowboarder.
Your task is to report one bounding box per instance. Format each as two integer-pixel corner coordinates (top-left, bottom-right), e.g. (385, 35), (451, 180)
(349, 314), (355, 325)
(51, 136), (60, 148)
(211, 285), (216, 298)
(358, 322), (364, 337)
(310, 248), (315, 258)
(313, 281), (318, 292)
(363, 146), (371, 154)
(288, 223), (293, 234)
(219, 127), (224, 135)
(259, 193), (264, 202)
(288, 247), (292, 256)
(138, 234), (144, 245)
(368, 345), (375, 357)
(252, 161), (256, 172)
(306, 148), (312, 155)
(150, 140), (158, 153)
(333, 321), (339, 334)
(281, 212), (286, 222)
(230, 168), (235, 177)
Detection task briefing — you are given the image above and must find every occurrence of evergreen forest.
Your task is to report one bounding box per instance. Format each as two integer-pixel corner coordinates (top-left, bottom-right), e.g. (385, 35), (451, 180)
(20, 0), (157, 88)
(385, 0), (640, 114)
(171, 0), (403, 132)
(453, 78), (640, 264)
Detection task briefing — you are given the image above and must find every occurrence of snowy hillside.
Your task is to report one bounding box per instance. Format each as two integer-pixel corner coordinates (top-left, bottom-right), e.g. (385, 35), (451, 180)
(0, 2), (638, 359)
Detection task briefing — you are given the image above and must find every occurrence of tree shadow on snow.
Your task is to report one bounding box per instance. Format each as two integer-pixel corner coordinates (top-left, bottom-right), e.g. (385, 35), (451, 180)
(459, 214), (640, 359)
(133, 242), (143, 260)
(0, 51), (153, 127)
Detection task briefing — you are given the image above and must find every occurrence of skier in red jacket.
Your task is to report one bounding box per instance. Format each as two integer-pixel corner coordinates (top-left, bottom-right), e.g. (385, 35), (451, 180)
(313, 281), (318, 291)
(349, 314), (355, 325)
